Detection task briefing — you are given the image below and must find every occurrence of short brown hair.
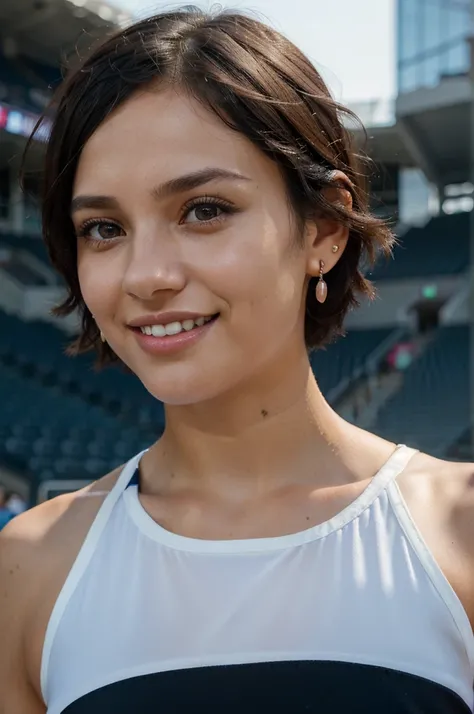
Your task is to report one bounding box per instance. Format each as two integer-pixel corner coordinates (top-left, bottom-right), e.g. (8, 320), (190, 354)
(34, 6), (393, 365)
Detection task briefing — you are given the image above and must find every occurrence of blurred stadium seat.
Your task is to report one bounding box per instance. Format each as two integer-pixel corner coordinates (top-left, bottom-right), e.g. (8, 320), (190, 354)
(0, 359), (156, 483)
(0, 232), (52, 268)
(312, 328), (394, 399)
(370, 212), (470, 281)
(374, 326), (469, 456)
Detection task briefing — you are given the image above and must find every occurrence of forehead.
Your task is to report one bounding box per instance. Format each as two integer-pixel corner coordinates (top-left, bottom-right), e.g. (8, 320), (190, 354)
(74, 87), (278, 193)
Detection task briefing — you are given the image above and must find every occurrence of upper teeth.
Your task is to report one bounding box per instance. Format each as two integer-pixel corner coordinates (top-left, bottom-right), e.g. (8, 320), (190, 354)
(139, 316), (212, 336)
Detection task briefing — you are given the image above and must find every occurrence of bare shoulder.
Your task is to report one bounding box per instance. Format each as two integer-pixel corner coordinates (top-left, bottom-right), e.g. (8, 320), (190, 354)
(397, 450), (474, 529)
(0, 466), (123, 711)
(425, 455), (474, 566)
(0, 465), (122, 575)
(397, 451), (474, 625)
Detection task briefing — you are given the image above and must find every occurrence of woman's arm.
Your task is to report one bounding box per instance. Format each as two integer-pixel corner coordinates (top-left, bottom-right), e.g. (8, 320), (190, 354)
(0, 468), (121, 714)
(0, 515), (47, 714)
(398, 455), (474, 631)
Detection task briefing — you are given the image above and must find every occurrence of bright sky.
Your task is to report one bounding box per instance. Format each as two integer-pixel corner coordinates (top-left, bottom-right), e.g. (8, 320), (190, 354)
(109, 0), (396, 103)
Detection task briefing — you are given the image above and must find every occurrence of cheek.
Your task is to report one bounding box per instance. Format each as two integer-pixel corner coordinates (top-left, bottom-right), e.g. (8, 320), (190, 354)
(222, 217), (304, 309)
(77, 252), (120, 320)
(203, 221), (305, 338)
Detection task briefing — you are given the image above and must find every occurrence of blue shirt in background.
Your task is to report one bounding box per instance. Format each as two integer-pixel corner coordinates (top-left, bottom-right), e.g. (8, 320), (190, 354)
(0, 508), (14, 531)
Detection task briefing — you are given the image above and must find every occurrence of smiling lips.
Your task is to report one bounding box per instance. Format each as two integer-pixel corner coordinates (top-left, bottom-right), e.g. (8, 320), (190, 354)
(129, 313), (218, 355)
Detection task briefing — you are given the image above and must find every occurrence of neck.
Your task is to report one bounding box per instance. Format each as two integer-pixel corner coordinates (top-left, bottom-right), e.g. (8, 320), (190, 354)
(146, 347), (365, 496)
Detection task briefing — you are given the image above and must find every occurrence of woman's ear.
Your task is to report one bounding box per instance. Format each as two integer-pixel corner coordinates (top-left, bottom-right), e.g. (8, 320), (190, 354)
(304, 170), (353, 280)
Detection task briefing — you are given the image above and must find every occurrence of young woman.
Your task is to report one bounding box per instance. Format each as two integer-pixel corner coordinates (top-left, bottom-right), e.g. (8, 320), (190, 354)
(1, 8), (473, 714)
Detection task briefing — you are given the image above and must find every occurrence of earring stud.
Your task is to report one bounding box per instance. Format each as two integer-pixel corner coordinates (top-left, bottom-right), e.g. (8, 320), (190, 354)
(100, 331), (106, 343)
(316, 260), (327, 304)
(332, 244), (339, 253)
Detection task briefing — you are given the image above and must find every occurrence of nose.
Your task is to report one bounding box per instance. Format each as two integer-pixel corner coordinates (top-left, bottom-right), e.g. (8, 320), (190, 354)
(122, 228), (187, 301)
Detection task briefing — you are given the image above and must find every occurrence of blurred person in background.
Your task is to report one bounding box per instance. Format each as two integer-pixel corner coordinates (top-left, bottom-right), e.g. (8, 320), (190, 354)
(386, 340), (415, 372)
(0, 7), (473, 714)
(5, 491), (27, 516)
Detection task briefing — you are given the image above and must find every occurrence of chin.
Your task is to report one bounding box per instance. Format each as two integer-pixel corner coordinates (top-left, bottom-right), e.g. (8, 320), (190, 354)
(138, 367), (231, 407)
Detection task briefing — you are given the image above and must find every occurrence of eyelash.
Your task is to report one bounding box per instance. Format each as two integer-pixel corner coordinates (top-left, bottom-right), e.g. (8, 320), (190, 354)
(76, 218), (123, 248)
(179, 195), (237, 225)
(76, 196), (238, 247)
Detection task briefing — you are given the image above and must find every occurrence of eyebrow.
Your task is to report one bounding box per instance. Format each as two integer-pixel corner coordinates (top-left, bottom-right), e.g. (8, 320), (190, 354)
(71, 168), (251, 214)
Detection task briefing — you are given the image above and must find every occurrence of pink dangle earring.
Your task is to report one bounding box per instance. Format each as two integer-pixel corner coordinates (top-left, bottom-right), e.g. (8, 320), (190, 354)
(316, 260), (327, 304)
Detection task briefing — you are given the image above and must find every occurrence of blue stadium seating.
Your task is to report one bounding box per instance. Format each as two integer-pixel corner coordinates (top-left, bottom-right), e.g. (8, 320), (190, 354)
(370, 212), (469, 280)
(312, 328), (393, 398)
(0, 361), (155, 483)
(1, 257), (48, 285)
(374, 325), (469, 455)
(0, 233), (52, 270)
(0, 310), (164, 425)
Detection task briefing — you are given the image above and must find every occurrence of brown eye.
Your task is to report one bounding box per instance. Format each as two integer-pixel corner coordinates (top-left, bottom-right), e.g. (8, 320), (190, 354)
(184, 203), (223, 223)
(97, 223), (122, 239)
(91, 222), (123, 240)
(78, 220), (125, 241)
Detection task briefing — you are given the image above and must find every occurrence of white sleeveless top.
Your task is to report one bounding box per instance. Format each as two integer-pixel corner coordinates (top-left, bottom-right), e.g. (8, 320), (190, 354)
(41, 445), (474, 714)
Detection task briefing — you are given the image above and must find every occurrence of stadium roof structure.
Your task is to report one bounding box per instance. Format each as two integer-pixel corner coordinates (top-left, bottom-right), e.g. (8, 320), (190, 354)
(351, 67), (474, 189)
(0, 0), (131, 67)
(396, 72), (472, 187)
(358, 124), (414, 168)
(342, 98), (413, 182)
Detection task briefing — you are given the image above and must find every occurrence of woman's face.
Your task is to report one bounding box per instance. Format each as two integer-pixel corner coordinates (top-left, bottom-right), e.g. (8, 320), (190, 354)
(73, 88), (317, 405)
